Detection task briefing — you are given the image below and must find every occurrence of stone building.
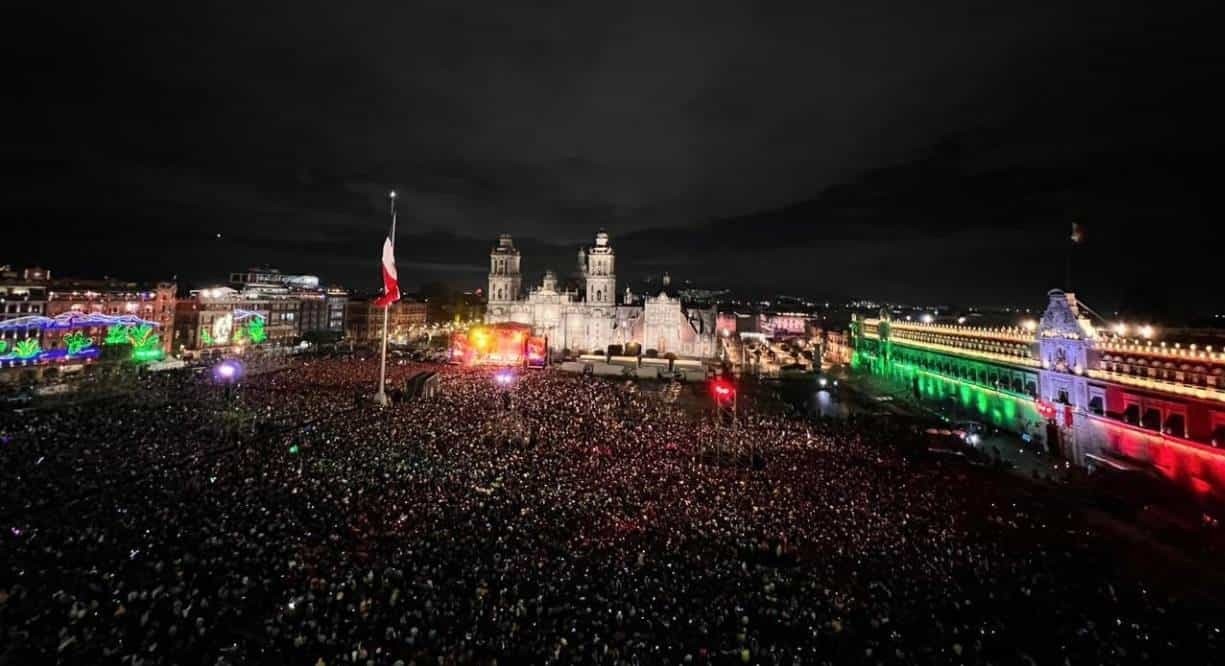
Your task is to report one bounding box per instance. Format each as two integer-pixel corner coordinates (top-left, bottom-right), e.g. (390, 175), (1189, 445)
(484, 231), (717, 357)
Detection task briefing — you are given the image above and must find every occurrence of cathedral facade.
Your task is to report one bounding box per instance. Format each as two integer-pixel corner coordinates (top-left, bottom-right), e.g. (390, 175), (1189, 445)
(485, 231), (717, 358)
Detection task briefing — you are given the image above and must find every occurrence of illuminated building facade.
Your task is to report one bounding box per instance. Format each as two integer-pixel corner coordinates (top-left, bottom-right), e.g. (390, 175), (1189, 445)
(763, 312), (809, 338)
(852, 289), (1225, 497)
(296, 288), (349, 336)
(484, 232), (717, 357)
(345, 299), (427, 344)
(44, 278), (176, 356)
(173, 287), (284, 354)
(0, 266), (50, 347)
(1, 267), (174, 370)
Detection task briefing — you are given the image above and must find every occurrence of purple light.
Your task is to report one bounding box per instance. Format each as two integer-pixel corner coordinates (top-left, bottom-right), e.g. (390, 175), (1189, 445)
(494, 371), (515, 386)
(213, 359), (243, 383)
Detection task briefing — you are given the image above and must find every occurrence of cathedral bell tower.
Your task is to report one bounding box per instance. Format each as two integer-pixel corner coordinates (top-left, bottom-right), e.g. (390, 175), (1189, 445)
(488, 233), (522, 309)
(584, 230), (616, 307)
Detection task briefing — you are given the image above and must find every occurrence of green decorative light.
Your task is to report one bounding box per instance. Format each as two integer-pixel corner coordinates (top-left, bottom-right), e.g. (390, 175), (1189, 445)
(0, 340), (7, 354)
(288, 444), (300, 455)
(105, 325), (129, 345)
(855, 323), (1043, 432)
(246, 317), (267, 344)
(200, 329), (214, 346)
(132, 347), (164, 362)
(126, 324), (162, 362)
(63, 331), (94, 355)
(13, 338), (40, 359)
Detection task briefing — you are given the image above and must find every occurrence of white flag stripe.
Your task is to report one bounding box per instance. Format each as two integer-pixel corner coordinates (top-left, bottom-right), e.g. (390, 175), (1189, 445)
(382, 237), (397, 279)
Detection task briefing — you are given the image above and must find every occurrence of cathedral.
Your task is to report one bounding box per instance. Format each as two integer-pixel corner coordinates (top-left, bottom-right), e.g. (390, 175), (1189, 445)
(484, 231), (718, 358)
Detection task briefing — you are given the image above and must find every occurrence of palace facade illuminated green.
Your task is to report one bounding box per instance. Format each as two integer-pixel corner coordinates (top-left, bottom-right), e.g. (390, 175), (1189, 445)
(850, 310), (1044, 433)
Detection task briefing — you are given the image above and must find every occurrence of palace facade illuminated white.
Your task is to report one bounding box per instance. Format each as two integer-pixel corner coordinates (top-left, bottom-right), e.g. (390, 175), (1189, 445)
(485, 231), (717, 357)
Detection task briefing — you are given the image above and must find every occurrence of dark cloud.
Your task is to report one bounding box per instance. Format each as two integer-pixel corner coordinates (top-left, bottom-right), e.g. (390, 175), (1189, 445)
(2, 0), (1220, 311)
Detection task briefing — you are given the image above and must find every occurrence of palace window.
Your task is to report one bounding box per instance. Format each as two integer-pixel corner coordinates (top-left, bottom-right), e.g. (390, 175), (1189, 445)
(1088, 396), (1104, 415)
(1123, 404), (1141, 425)
(1163, 413), (1186, 438)
(1141, 407), (1162, 431)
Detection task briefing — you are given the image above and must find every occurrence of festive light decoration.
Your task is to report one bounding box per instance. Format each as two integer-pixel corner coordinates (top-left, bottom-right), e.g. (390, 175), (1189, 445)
(246, 317), (267, 344)
(63, 331), (94, 355)
(0, 340), (7, 354)
(233, 309), (265, 321)
(200, 329), (215, 346)
(0, 315), (159, 367)
(131, 347), (164, 362)
(13, 339), (40, 359)
(126, 324), (158, 350)
(0, 312), (159, 332)
(105, 325), (129, 345)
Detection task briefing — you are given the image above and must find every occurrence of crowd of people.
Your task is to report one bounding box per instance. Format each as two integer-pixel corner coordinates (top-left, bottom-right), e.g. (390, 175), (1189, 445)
(1, 358), (1222, 664)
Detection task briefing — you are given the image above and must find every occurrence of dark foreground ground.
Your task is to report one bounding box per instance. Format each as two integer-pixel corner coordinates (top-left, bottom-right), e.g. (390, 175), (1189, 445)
(2, 360), (1223, 664)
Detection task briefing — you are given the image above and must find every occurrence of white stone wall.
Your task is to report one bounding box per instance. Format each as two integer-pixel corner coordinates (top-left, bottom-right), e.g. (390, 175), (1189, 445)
(484, 231), (716, 358)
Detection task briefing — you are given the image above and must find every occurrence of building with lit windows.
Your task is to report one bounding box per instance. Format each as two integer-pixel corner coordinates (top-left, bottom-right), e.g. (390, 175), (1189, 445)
(345, 299), (427, 344)
(0, 266), (50, 347)
(484, 231), (717, 357)
(173, 287), (292, 355)
(44, 278), (176, 356)
(852, 289), (1225, 497)
(1, 266), (174, 356)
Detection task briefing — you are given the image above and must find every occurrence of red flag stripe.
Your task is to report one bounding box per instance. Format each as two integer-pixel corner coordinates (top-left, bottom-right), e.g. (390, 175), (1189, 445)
(373, 236), (400, 307)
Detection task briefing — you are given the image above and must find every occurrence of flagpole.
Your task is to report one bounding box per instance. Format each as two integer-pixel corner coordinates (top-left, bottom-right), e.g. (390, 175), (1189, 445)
(375, 190), (397, 406)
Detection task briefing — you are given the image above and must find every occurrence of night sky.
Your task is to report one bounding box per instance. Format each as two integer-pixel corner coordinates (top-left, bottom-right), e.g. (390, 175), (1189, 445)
(4, 1), (1221, 314)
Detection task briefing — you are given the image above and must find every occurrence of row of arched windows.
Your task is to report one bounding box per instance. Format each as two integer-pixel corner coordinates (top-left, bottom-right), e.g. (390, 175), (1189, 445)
(894, 350), (1038, 397)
